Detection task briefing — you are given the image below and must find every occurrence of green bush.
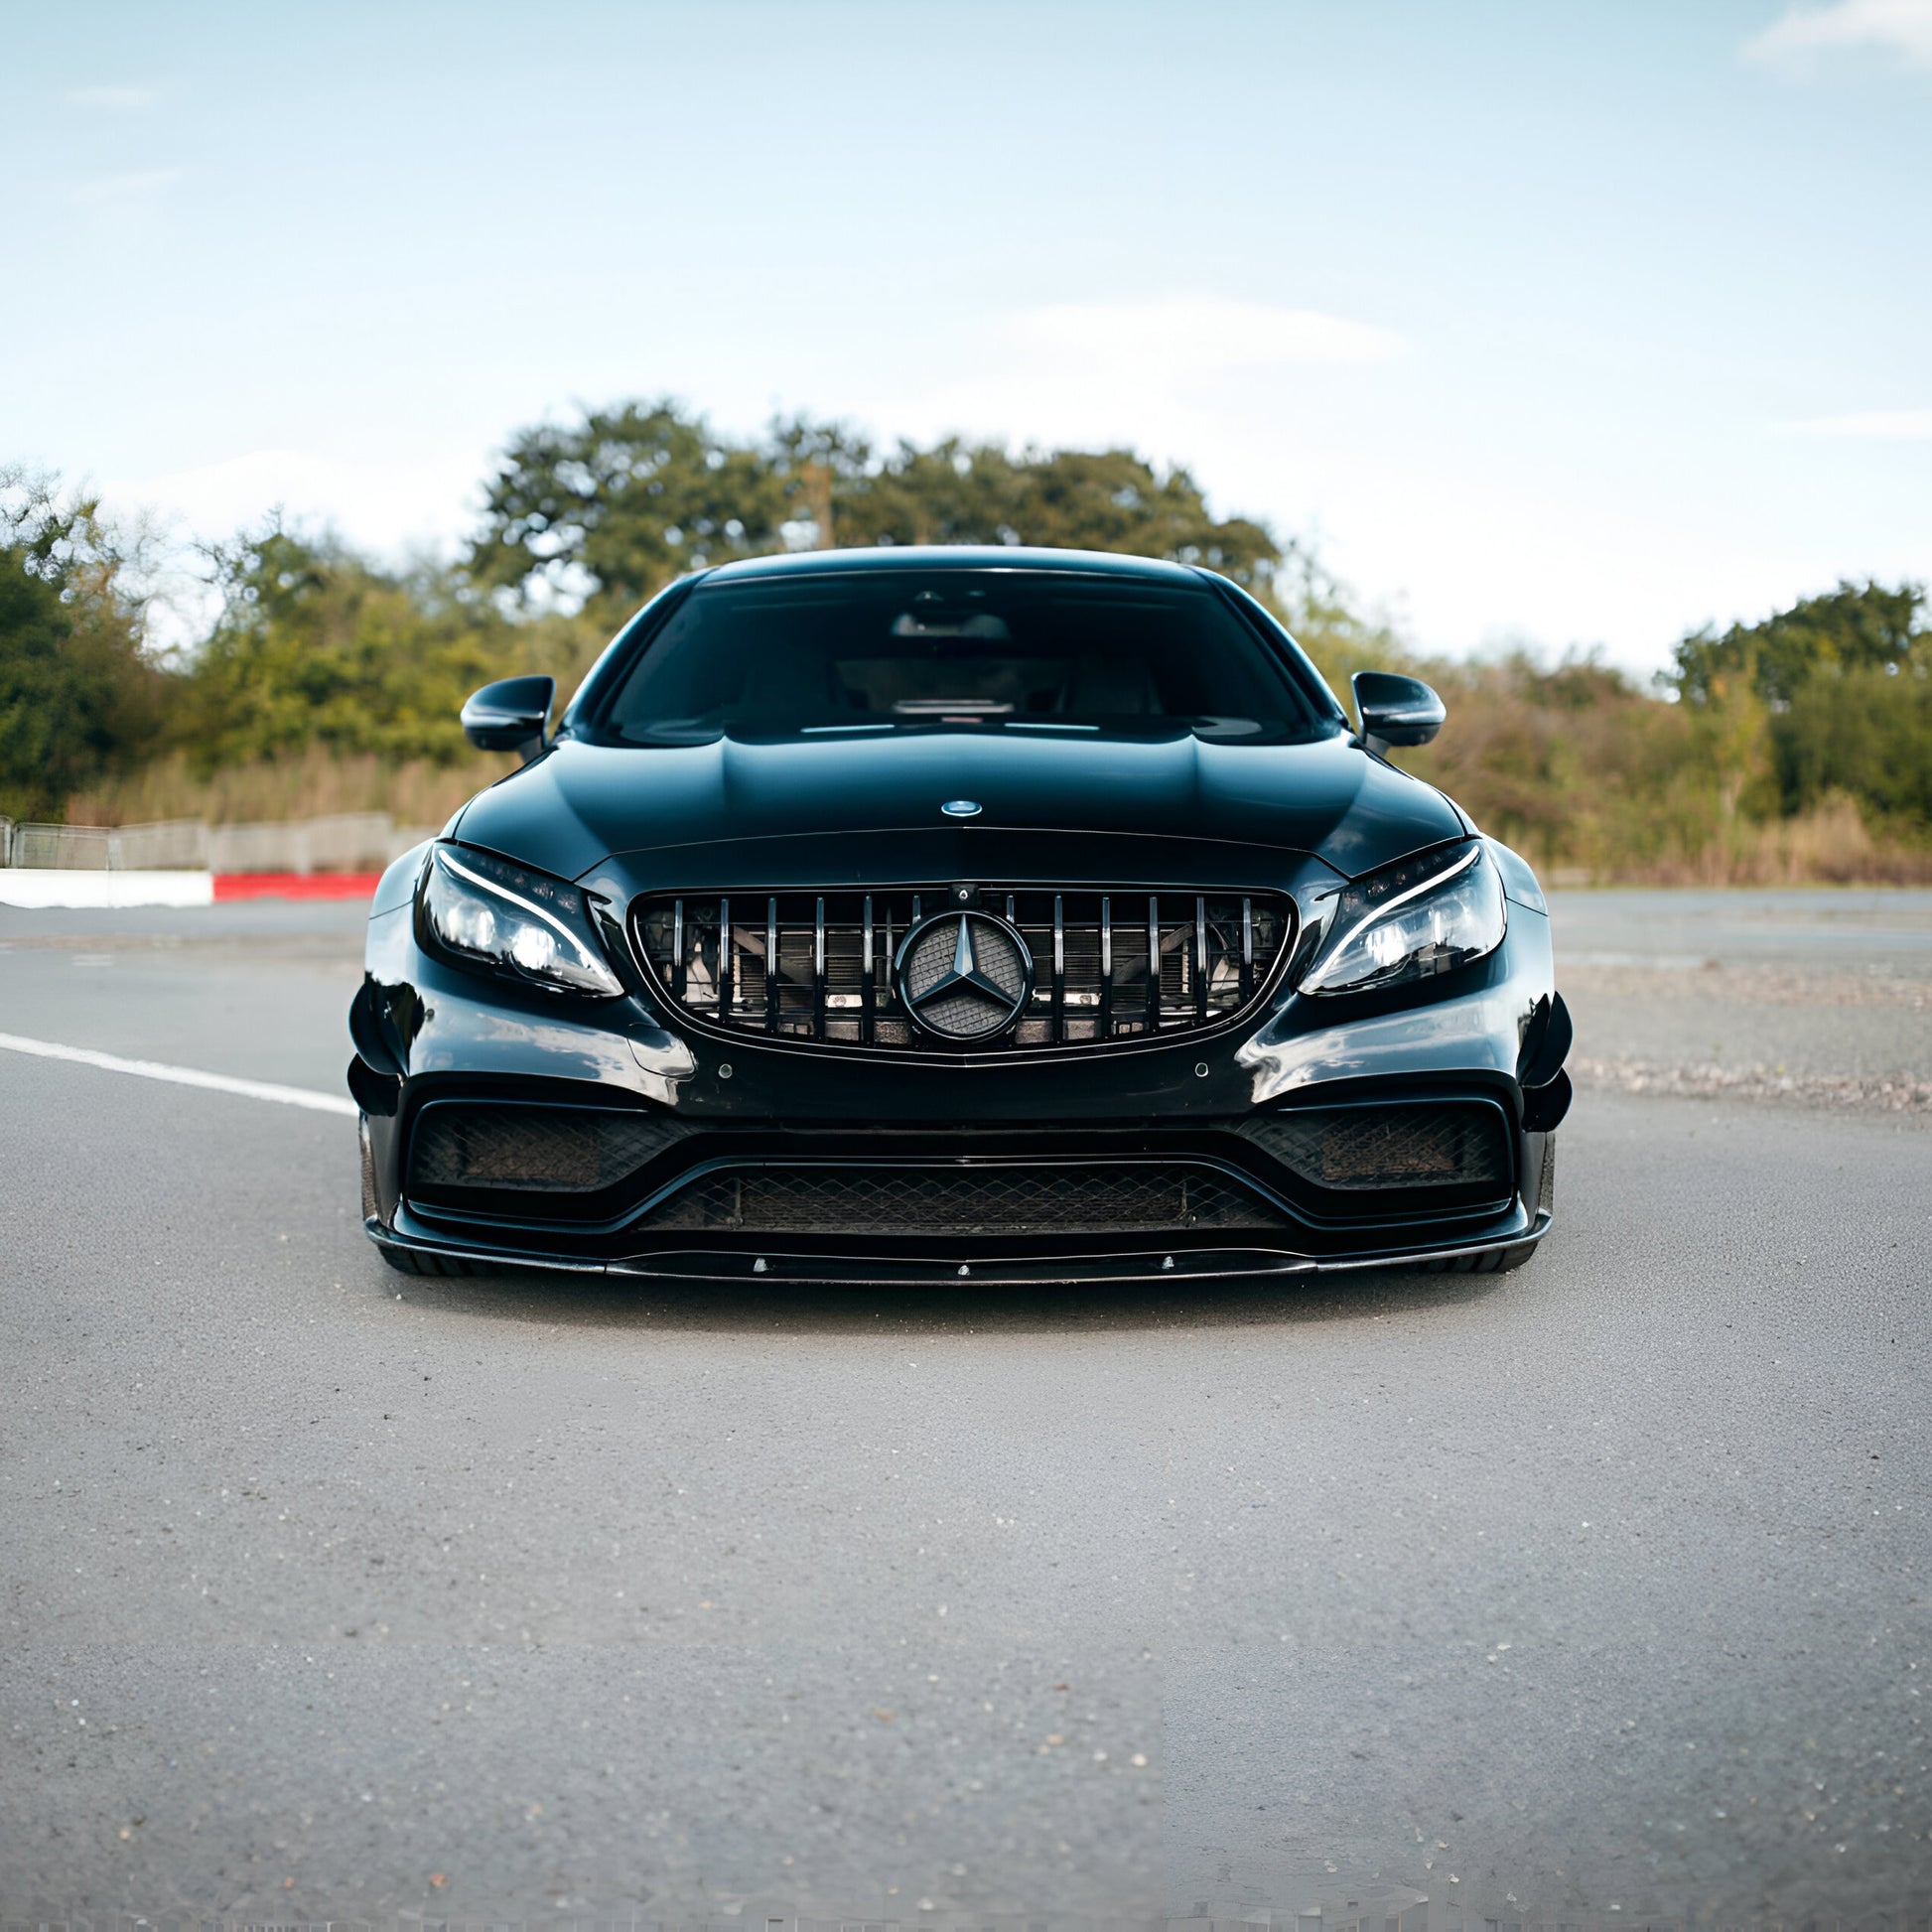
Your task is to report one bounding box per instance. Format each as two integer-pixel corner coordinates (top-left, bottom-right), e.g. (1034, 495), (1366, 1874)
(174, 522), (602, 772)
(0, 470), (163, 820)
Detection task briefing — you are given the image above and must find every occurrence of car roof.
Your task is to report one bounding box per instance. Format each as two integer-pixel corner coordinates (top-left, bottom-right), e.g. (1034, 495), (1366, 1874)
(701, 544), (1208, 586)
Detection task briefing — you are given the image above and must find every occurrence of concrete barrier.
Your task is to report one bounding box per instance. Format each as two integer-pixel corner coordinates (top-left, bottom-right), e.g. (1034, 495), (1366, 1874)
(5, 812), (434, 875)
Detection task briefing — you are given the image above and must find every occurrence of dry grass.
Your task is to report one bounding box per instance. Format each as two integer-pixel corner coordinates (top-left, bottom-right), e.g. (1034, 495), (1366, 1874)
(1597, 796), (1932, 887)
(68, 747), (513, 830)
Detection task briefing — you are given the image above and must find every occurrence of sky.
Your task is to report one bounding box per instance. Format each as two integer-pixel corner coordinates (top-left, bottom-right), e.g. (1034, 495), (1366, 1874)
(5, 0), (1929, 673)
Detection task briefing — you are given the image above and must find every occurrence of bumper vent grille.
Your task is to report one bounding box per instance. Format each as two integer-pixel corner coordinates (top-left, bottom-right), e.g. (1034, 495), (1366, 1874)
(642, 1164), (1290, 1235)
(1242, 1104), (1510, 1193)
(633, 888), (1291, 1051)
(410, 1104), (687, 1196)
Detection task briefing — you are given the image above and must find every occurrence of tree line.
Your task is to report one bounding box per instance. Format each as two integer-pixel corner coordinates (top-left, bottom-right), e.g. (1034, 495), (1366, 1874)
(3, 405), (1928, 881)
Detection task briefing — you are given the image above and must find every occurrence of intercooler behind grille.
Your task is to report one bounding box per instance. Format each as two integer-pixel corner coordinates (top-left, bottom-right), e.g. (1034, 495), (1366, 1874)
(641, 1163), (1290, 1235)
(633, 889), (1291, 1048)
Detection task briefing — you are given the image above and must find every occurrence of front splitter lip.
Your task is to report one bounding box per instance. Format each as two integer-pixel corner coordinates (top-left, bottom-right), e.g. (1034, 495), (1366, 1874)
(365, 1211), (1551, 1286)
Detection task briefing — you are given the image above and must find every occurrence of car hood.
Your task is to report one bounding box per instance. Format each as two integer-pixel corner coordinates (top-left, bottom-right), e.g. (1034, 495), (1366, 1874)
(452, 727), (1467, 884)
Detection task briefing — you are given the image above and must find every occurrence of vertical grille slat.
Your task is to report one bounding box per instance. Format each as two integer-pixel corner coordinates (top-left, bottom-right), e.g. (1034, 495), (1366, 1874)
(1099, 896), (1115, 1039)
(635, 886), (1291, 1052)
(1194, 896), (1209, 1024)
(765, 897), (780, 1035)
(861, 895), (876, 1043)
(813, 896), (827, 1038)
(1052, 894), (1066, 1044)
(1145, 897), (1161, 1034)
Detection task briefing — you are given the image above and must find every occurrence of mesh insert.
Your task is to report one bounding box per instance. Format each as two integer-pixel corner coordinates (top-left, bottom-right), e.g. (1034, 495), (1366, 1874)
(1242, 1105), (1510, 1192)
(900, 919), (957, 998)
(643, 1164), (1289, 1235)
(903, 916), (1027, 1001)
(410, 1105), (686, 1193)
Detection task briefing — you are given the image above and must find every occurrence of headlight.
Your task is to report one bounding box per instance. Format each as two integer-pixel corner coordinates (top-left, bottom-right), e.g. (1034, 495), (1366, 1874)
(1299, 841), (1505, 996)
(419, 844), (623, 998)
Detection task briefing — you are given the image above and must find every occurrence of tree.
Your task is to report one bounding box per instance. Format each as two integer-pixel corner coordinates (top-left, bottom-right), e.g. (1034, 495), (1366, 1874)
(1667, 579), (1931, 833)
(177, 519), (571, 770)
(1670, 580), (1923, 707)
(817, 434), (1281, 583)
(468, 403), (788, 623)
(468, 401), (1285, 621)
(0, 469), (162, 820)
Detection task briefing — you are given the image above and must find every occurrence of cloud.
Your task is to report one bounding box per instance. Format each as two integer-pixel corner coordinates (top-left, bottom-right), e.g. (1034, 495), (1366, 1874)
(1784, 406), (1932, 438)
(1743, 0), (1932, 68)
(887, 296), (1406, 527)
(900, 296), (1402, 456)
(65, 85), (157, 109)
(69, 169), (181, 204)
(1008, 297), (1405, 372)
(117, 447), (487, 554)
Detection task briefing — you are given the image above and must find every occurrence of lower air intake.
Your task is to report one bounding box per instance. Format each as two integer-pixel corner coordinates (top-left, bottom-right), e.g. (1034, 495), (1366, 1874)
(642, 1164), (1289, 1236)
(409, 1104), (686, 1195)
(1242, 1104), (1510, 1192)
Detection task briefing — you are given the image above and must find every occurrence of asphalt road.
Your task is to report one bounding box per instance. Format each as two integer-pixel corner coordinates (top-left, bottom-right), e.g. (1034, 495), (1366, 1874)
(3, 897), (1930, 1924)
(1554, 890), (1932, 1102)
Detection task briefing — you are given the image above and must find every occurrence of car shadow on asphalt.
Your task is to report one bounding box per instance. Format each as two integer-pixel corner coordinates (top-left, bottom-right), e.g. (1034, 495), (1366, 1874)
(370, 1260), (1518, 1335)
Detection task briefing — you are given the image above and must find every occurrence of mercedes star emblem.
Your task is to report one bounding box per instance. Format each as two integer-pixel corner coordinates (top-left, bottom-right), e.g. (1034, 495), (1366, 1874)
(895, 909), (1034, 1041)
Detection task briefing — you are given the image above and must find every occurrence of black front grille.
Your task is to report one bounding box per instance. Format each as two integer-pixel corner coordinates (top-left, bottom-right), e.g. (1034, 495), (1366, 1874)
(641, 1163), (1290, 1235)
(632, 888), (1292, 1050)
(409, 1103), (688, 1197)
(1242, 1104), (1510, 1193)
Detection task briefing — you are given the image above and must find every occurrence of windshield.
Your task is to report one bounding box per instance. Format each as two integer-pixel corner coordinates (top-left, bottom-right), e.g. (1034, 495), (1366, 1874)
(594, 569), (1331, 745)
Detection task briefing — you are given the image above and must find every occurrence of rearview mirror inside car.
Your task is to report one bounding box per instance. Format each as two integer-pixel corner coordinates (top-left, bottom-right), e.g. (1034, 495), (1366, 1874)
(461, 676), (555, 763)
(1351, 671), (1446, 756)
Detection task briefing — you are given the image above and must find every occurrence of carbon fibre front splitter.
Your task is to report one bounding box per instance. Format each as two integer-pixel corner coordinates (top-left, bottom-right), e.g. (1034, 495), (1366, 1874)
(364, 1211), (1553, 1287)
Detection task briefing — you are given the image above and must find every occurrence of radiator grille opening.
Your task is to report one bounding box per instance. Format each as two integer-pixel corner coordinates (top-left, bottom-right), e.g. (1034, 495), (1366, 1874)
(641, 1164), (1290, 1235)
(633, 887), (1291, 1049)
(1242, 1104), (1510, 1193)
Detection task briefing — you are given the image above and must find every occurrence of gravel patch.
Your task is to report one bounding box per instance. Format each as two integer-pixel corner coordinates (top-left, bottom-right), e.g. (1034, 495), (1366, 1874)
(1574, 1051), (1932, 1117)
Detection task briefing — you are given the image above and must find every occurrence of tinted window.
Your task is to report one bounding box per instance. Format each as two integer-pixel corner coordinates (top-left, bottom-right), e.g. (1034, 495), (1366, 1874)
(595, 569), (1329, 746)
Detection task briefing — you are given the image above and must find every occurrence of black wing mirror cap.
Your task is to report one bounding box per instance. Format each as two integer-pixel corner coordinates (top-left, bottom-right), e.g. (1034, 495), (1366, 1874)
(461, 675), (555, 762)
(1352, 670), (1446, 755)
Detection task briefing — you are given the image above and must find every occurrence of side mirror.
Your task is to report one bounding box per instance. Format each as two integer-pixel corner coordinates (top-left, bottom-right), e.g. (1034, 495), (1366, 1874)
(1351, 671), (1445, 756)
(461, 675), (555, 763)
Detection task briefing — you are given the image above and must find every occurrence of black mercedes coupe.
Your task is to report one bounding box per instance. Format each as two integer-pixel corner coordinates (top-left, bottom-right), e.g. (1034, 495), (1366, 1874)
(348, 547), (1572, 1285)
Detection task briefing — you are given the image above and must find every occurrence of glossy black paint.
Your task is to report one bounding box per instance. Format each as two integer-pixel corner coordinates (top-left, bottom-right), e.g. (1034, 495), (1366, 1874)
(454, 727), (1469, 888)
(1351, 670), (1446, 753)
(460, 674), (555, 760)
(350, 548), (1568, 1282)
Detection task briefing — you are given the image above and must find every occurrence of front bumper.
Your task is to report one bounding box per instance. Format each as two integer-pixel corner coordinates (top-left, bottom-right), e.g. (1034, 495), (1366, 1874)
(350, 876), (1567, 1282)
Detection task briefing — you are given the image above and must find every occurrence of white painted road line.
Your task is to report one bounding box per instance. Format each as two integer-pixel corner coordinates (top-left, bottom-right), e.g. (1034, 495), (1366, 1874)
(0, 870), (215, 908)
(0, 1033), (358, 1117)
